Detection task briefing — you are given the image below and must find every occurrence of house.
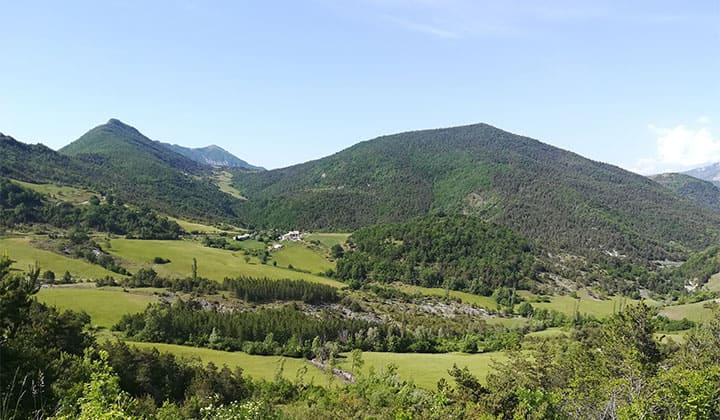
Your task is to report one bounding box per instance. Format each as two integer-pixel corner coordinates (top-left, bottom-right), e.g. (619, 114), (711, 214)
(233, 233), (252, 241)
(279, 230), (302, 241)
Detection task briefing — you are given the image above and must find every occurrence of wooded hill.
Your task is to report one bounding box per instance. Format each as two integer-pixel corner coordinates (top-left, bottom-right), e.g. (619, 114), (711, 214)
(232, 123), (720, 261)
(650, 172), (720, 212)
(0, 120), (244, 222)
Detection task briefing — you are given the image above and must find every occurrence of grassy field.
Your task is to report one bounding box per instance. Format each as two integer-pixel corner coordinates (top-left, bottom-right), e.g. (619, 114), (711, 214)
(125, 342), (504, 389)
(107, 238), (343, 287)
(304, 233), (351, 248)
(272, 242), (335, 273)
(519, 289), (653, 319)
(0, 236), (117, 280)
(659, 300), (718, 323)
(393, 283), (498, 308)
(214, 171), (247, 200)
(10, 179), (96, 204)
(37, 285), (157, 328)
(127, 341), (326, 383)
(705, 273), (720, 292)
(338, 351), (505, 389)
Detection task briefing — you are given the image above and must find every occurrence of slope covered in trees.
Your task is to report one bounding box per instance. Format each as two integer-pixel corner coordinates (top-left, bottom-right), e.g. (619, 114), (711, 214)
(233, 123), (720, 261)
(650, 172), (720, 212)
(337, 215), (537, 294)
(59, 119), (242, 221)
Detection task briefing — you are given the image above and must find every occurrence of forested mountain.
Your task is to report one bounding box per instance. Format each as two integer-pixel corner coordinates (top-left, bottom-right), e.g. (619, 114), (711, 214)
(0, 133), (100, 185)
(158, 142), (264, 171)
(684, 162), (720, 185)
(38, 119), (243, 221)
(233, 123), (720, 261)
(650, 173), (720, 212)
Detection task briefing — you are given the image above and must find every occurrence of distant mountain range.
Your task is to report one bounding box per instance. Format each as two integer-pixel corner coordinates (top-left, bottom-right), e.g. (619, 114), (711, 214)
(650, 172), (720, 213)
(158, 142), (264, 171)
(683, 163), (720, 185)
(3, 119), (720, 262)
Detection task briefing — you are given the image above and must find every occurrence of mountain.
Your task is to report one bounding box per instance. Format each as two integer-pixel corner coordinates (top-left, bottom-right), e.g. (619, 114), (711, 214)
(233, 123), (720, 261)
(158, 142), (264, 171)
(0, 133), (99, 185)
(650, 173), (720, 212)
(683, 163), (720, 185)
(57, 119), (241, 221)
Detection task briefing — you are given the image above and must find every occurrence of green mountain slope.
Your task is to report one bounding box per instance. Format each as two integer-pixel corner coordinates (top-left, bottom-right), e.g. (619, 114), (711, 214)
(650, 173), (720, 212)
(0, 133), (99, 185)
(57, 119), (241, 221)
(233, 123), (720, 260)
(158, 142), (264, 171)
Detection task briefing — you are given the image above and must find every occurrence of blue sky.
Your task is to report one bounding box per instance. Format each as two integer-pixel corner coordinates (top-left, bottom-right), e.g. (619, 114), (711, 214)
(0, 0), (718, 172)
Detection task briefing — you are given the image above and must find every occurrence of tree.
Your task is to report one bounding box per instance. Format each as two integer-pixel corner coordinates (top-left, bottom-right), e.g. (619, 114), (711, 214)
(63, 270), (73, 283)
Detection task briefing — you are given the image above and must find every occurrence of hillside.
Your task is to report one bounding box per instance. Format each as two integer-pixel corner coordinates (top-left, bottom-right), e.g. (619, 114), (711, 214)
(233, 123), (720, 261)
(158, 142), (264, 171)
(684, 162), (720, 185)
(0, 133), (99, 185)
(58, 119), (241, 221)
(650, 173), (720, 212)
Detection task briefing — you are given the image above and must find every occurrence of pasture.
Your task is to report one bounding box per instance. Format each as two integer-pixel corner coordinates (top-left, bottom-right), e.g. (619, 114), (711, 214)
(107, 238), (344, 287)
(339, 351), (506, 389)
(0, 236), (117, 280)
(304, 233), (351, 248)
(127, 341), (326, 383)
(37, 285), (158, 328)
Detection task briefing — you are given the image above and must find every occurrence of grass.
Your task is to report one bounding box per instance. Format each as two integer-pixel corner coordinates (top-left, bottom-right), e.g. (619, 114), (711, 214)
(705, 273), (720, 292)
(127, 341), (326, 383)
(214, 171), (247, 200)
(271, 242), (334, 273)
(10, 179), (96, 204)
(304, 233), (351, 248)
(393, 283), (498, 308)
(0, 236), (117, 280)
(124, 342), (505, 389)
(518, 289), (654, 319)
(107, 238), (343, 287)
(36, 285), (157, 328)
(659, 300), (718, 323)
(339, 351), (506, 389)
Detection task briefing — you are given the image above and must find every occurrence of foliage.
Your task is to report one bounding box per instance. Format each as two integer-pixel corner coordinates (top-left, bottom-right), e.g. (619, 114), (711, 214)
(337, 215), (536, 293)
(223, 276), (339, 304)
(0, 177), (182, 239)
(232, 123), (720, 261)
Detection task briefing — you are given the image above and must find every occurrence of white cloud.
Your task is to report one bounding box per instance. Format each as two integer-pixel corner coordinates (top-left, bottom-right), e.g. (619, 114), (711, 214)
(697, 115), (711, 124)
(629, 123), (720, 174)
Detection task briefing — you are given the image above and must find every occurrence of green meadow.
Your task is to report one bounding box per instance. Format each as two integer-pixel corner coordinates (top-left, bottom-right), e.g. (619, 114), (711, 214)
(214, 170), (247, 200)
(304, 233), (351, 248)
(37, 285), (158, 328)
(271, 242), (335, 273)
(519, 289), (653, 319)
(659, 300), (718, 323)
(338, 351), (506, 389)
(127, 341), (325, 383)
(10, 179), (96, 204)
(125, 342), (504, 389)
(0, 236), (116, 280)
(107, 238), (344, 287)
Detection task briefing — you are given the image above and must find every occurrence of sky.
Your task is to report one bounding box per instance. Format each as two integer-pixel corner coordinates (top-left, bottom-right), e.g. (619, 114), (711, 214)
(0, 0), (718, 172)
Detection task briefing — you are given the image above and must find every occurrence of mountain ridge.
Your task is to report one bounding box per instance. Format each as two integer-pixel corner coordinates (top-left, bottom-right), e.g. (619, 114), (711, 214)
(157, 141), (264, 171)
(232, 122), (720, 261)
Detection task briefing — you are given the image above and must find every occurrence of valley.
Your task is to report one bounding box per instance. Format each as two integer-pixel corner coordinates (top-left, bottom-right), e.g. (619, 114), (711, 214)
(3, 121), (720, 419)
